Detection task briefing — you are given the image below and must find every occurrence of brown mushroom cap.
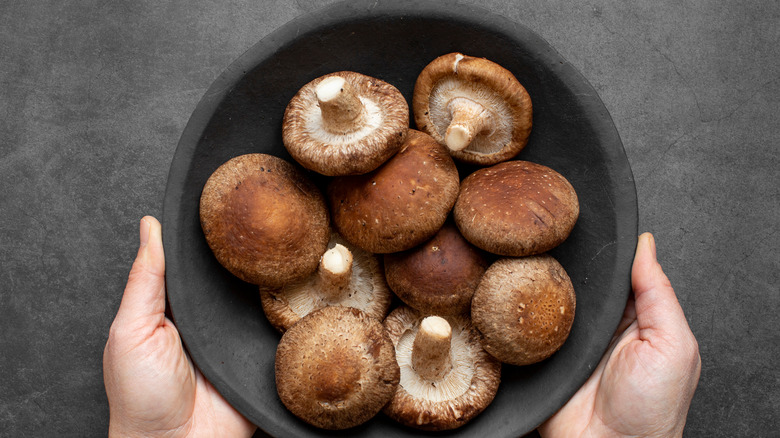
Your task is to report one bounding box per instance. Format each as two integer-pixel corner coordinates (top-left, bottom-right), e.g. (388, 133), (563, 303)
(471, 255), (576, 366)
(275, 306), (400, 430)
(413, 52), (532, 165)
(327, 129), (460, 253)
(384, 220), (489, 316)
(454, 160), (579, 257)
(283, 71), (409, 176)
(259, 232), (392, 332)
(382, 306), (501, 431)
(199, 153), (329, 288)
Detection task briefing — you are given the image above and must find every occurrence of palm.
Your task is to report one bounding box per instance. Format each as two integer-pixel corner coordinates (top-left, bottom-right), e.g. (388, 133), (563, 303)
(595, 324), (687, 436)
(106, 314), (254, 437)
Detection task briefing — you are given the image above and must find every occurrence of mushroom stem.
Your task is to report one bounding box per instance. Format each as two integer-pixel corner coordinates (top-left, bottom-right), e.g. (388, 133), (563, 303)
(412, 316), (453, 381)
(445, 97), (495, 152)
(319, 243), (354, 299)
(316, 76), (366, 135)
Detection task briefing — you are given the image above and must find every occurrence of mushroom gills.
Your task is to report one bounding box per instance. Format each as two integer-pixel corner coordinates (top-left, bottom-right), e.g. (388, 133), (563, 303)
(428, 77), (513, 155)
(304, 95), (384, 145)
(396, 317), (475, 402)
(280, 238), (386, 319)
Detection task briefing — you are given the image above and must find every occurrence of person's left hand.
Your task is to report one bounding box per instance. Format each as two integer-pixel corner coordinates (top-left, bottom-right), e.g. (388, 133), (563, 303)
(103, 216), (257, 437)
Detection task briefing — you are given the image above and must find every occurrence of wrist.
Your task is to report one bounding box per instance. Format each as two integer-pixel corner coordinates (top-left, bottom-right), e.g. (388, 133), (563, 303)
(108, 417), (191, 438)
(585, 419), (686, 438)
(538, 416), (686, 438)
(108, 421), (144, 438)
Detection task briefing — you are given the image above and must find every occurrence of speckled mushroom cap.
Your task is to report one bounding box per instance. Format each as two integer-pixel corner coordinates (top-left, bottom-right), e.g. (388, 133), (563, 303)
(413, 52), (532, 165)
(327, 129), (460, 254)
(282, 71), (409, 176)
(199, 153), (329, 288)
(453, 160), (579, 257)
(259, 232), (392, 332)
(382, 306), (501, 431)
(384, 220), (489, 316)
(275, 306), (400, 430)
(471, 255), (576, 366)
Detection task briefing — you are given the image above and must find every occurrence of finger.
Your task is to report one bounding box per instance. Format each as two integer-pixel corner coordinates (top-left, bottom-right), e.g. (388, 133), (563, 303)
(631, 232), (689, 344)
(114, 216), (167, 332)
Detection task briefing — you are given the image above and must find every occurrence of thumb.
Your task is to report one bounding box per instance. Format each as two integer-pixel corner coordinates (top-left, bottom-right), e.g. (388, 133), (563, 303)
(631, 232), (689, 345)
(113, 216), (167, 333)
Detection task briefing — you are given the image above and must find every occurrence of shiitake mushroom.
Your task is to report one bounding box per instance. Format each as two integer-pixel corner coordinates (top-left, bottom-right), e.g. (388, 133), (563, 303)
(413, 52), (533, 165)
(199, 153), (329, 289)
(282, 71), (409, 176)
(471, 254), (576, 366)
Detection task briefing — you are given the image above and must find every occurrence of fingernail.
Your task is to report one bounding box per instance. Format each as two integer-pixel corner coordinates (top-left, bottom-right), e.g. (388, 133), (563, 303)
(638, 232), (657, 261)
(140, 217), (151, 246)
(646, 233), (657, 260)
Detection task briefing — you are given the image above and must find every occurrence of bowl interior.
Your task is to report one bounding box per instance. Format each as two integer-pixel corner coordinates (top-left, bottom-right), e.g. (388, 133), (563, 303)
(163, 1), (637, 437)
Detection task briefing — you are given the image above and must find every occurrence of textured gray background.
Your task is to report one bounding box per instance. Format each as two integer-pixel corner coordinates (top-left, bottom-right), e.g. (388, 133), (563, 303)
(1, 0), (778, 436)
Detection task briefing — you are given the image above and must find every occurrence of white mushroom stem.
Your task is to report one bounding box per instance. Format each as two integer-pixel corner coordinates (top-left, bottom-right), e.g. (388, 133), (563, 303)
(412, 316), (453, 381)
(445, 97), (495, 152)
(318, 243), (353, 300)
(316, 76), (366, 135)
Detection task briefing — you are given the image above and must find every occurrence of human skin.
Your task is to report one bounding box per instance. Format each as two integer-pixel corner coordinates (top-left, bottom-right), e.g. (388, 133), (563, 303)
(538, 233), (701, 437)
(103, 216), (256, 438)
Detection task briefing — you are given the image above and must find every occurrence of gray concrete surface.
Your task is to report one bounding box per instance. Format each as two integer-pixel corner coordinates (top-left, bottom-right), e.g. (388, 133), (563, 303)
(1, 0), (777, 436)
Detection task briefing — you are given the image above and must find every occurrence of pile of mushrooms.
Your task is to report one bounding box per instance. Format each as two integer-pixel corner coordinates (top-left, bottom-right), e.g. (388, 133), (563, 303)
(198, 53), (581, 431)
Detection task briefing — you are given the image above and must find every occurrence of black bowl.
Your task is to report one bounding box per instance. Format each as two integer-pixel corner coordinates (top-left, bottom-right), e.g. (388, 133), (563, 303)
(162, 1), (638, 437)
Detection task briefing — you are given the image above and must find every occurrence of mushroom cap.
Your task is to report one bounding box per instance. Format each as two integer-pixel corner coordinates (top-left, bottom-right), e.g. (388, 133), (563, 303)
(275, 306), (400, 430)
(384, 220), (489, 316)
(471, 255), (576, 366)
(382, 306), (501, 431)
(327, 129), (460, 254)
(259, 232), (392, 332)
(199, 153), (330, 288)
(283, 71), (409, 176)
(454, 160), (579, 257)
(413, 52), (532, 165)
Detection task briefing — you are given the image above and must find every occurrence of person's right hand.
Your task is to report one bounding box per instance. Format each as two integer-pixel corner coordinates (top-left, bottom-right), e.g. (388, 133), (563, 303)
(539, 232), (701, 438)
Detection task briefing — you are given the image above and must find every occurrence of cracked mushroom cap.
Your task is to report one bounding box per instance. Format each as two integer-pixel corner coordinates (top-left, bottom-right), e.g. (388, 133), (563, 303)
(282, 71), (409, 176)
(382, 306), (501, 431)
(454, 160), (579, 257)
(384, 220), (489, 316)
(199, 153), (329, 288)
(413, 52), (532, 165)
(472, 255), (576, 366)
(327, 129), (460, 254)
(259, 232), (392, 332)
(275, 306), (400, 430)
